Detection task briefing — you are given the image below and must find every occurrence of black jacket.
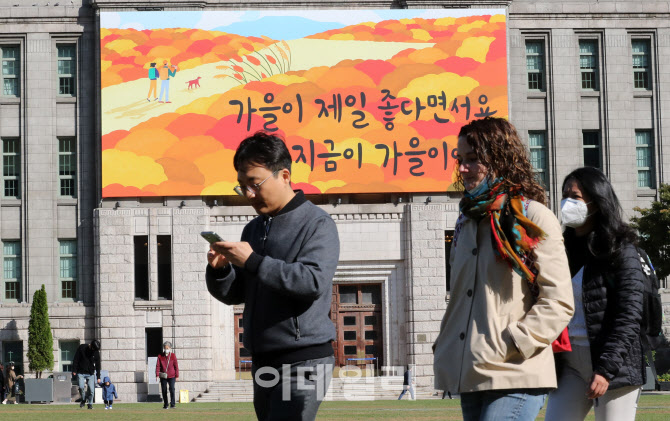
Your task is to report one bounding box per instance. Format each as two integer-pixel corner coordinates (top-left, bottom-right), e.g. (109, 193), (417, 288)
(73, 344), (101, 380)
(565, 233), (645, 389)
(206, 191), (339, 367)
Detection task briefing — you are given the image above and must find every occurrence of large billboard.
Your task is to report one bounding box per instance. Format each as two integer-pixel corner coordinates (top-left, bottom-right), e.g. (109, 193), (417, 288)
(100, 9), (507, 197)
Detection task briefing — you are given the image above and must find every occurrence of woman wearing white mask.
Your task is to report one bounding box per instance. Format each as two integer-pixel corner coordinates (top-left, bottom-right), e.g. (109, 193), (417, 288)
(433, 117), (574, 421)
(545, 167), (645, 421)
(155, 341), (179, 409)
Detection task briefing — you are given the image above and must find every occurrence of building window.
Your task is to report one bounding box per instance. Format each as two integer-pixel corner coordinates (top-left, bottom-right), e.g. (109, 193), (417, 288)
(57, 44), (76, 96)
(58, 137), (76, 197)
(3, 241), (21, 301)
(59, 340), (79, 372)
(59, 240), (77, 299)
(582, 131), (601, 170)
(529, 131), (548, 187)
(636, 130), (654, 188)
(632, 40), (651, 90)
(157, 235), (172, 300)
(579, 40), (598, 90)
(234, 314), (251, 371)
(2, 138), (20, 198)
(134, 235), (149, 300)
(2, 341), (23, 375)
(1, 45), (19, 97)
(526, 40), (545, 91)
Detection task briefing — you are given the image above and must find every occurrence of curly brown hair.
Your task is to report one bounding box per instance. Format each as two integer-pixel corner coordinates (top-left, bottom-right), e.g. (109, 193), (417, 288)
(457, 117), (546, 205)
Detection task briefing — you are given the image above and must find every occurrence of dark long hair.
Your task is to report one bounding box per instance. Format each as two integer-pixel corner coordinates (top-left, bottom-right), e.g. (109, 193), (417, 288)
(458, 117), (546, 204)
(562, 167), (637, 261)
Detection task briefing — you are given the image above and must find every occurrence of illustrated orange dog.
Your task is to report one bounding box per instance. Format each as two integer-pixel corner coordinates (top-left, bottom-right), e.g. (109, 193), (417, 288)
(186, 77), (201, 89)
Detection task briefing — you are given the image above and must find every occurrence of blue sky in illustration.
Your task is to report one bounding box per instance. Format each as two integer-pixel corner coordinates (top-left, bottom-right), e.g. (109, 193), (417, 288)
(101, 9), (504, 40)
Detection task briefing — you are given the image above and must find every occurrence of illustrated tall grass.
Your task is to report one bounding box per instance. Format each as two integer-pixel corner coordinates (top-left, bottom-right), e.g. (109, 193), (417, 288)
(215, 39), (292, 83)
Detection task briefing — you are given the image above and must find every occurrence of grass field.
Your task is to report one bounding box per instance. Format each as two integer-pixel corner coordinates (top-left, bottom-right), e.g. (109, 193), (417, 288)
(1, 395), (669, 420)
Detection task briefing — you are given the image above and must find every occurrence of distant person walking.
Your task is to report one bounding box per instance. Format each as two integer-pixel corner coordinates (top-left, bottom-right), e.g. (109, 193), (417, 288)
(158, 60), (178, 103)
(545, 167), (646, 421)
(155, 341), (179, 409)
(102, 376), (118, 410)
(397, 366), (415, 400)
(147, 62), (158, 101)
(72, 340), (101, 410)
(2, 361), (23, 404)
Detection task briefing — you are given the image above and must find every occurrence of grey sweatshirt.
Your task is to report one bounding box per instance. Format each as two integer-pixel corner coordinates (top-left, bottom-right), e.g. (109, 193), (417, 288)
(206, 192), (339, 366)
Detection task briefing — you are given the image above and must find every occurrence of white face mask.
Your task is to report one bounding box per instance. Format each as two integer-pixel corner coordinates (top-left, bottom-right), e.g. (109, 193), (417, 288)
(164, 349), (171, 354)
(560, 198), (590, 228)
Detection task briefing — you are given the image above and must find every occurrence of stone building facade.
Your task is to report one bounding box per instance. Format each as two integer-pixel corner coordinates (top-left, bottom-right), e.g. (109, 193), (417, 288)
(1, 0), (669, 402)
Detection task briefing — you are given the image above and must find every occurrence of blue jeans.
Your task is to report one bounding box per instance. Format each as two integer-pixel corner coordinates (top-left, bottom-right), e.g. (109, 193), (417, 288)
(77, 374), (96, 405)
(398, 385), (415, 400)
(159, 80), (170, 102)
(461, 389), (547, 421)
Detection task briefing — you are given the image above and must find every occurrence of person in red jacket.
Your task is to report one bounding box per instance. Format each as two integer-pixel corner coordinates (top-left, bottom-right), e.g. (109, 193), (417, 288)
(155, 341), (179, 409)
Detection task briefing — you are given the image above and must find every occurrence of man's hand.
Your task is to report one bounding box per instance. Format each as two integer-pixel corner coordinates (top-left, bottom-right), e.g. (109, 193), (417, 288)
(207, 246), (229, 269)
(211, 241), (253, 268)
(587, 373), (609, 399)
(156, 377), (159, 382)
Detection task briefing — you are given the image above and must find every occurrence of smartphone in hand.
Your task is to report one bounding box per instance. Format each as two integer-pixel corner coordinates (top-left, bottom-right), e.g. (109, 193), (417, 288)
(201, 231), (224, 244)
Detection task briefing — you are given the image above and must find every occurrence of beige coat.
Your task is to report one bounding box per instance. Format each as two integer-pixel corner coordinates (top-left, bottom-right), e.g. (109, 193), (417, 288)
(6, 368), (17, 390)
(433, 200), (574, 393)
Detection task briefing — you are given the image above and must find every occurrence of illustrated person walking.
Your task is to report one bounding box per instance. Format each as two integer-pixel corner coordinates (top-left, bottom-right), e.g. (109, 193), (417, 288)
(397, 366), (415, 400)
(2, 362), (23, 404)
(72, 340), (101, 409)
(206, 131), (340, 421)
(155, 341), (179, 409)
(147, 62), (158, 101)
(544, 167), (646, 421)
(158, 60), (178, 103)
(102, 376), (118, 410)
(433, 117), (574, 421)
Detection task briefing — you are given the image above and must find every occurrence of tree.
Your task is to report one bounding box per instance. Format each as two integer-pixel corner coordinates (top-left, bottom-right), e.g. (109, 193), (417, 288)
(631, 183), (670, 281)
(27, 285), (54, 378)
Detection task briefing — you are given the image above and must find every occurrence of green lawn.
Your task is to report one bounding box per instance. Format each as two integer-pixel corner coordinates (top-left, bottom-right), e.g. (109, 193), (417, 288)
(0, 396), (668, 420)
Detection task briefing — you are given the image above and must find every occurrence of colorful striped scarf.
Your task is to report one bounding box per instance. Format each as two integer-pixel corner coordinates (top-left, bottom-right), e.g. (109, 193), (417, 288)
(459, 177), (547, 283)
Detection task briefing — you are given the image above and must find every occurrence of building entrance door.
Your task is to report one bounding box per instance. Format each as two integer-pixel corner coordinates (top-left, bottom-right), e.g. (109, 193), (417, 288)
(331, 284), (383, 368)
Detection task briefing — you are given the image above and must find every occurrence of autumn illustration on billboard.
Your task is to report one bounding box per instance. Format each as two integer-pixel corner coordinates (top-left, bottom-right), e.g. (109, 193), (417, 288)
(100, 9), (508, 197)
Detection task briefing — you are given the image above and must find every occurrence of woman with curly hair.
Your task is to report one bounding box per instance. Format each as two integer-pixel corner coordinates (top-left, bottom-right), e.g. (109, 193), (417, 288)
(433, 117), (574, 421)
(544, 167), (645, 421)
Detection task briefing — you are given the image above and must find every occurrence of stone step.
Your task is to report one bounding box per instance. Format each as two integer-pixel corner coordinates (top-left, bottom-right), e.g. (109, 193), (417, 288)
(194, 376), (439, 402)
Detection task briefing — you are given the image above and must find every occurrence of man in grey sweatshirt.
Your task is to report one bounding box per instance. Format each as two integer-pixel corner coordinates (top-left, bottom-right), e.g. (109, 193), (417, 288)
(206, 132), (339, 421)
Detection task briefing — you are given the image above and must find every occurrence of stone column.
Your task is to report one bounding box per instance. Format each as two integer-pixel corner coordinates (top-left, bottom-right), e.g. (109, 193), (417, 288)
(404, 203), (455, 387)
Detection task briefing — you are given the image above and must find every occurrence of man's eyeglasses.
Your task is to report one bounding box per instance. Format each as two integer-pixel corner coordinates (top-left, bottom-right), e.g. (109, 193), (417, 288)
(233, 170), (280, 197)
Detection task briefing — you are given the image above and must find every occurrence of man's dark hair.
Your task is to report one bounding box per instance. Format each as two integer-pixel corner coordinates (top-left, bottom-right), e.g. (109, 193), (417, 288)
(150, 62), (156, 67)
(233, 131), (292, 173)
(90, 340), (100, 351)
